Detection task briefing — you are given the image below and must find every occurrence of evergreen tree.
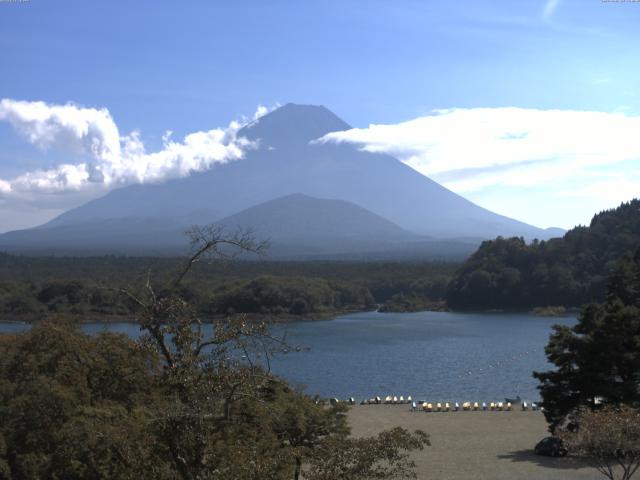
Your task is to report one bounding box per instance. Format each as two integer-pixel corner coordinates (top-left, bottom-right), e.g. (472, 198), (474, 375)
(534, 250), (640, 432)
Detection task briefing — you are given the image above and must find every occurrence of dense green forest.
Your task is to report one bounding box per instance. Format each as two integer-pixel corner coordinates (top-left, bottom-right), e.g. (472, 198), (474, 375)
(447, 200), (640, 310)
(0, 254), (456, 320)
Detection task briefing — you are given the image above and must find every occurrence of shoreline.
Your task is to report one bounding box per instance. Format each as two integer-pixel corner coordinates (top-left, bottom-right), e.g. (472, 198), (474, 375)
(0, 305), (579, 325)
(0, 307), (376, 325)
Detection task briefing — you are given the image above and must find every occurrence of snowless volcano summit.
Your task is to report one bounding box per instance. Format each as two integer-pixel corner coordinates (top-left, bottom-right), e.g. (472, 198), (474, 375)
(0, 103), (559, 257)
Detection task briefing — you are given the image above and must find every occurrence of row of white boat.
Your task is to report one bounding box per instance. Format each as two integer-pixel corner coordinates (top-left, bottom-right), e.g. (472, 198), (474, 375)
(355, 396), (542, 411)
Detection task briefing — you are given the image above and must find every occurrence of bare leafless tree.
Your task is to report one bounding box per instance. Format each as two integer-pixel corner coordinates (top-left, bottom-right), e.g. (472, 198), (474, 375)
(119, 225), (269, 367)
(117, 226), (288, 480)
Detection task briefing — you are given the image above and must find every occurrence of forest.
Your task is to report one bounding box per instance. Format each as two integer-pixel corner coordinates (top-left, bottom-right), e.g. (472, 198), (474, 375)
(0, 254), (456, 321)
(446, 200), (640, 310)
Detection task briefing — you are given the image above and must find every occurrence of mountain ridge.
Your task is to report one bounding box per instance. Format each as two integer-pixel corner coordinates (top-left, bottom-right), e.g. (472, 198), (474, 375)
(0, 103), (564, 257)
(217, 193), (416, 242)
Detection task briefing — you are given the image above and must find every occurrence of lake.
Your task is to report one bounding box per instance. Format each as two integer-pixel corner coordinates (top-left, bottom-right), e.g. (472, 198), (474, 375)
(0, 310), (575, 402)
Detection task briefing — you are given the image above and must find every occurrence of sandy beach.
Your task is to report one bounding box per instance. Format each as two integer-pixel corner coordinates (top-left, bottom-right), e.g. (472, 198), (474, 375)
(347, 405), (600, 480)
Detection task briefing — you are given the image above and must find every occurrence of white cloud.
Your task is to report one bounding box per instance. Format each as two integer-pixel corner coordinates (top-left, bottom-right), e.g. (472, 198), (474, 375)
(253, 104), (269, 121)
(0, 179), (11, 195)
(542, 0), (560, 20)
(320, 107), (640, 227)
(0, 99), (120, 160)
(0, 98), (257, 196)
(554, 173), (640, 201)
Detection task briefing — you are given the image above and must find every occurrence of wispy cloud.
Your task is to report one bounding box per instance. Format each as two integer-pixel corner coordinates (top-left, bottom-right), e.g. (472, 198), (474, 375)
(0, 99), (264, 197)
(319, 107), (640, 217)
(542, 0), (561, 20)
(554, 173), (640, 201)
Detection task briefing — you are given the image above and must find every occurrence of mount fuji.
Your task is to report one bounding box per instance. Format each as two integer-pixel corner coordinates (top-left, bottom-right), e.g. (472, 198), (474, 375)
(0, 103), (561, 258)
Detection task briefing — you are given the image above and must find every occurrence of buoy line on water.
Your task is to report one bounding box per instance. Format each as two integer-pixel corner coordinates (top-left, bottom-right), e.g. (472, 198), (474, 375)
(454, 348), (540, 380)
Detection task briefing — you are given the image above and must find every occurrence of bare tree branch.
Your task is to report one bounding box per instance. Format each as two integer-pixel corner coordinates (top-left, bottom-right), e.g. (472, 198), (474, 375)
(172, 225), (269, 290)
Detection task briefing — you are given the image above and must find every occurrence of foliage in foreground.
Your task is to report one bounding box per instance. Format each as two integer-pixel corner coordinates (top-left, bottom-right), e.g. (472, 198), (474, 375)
(0, 227), (429, 479)
(534, 250), (640, 432)
(306, 427), (430, 480)
(560, 406), (640, 480)
(0, 321), (167, 479)
(0, 320), (428, 480)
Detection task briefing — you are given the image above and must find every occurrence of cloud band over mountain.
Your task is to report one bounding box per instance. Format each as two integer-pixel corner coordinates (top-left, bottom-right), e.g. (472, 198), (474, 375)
(320, 107), (640, 213)
(0, 99), (264, 196)
(1, 100), (638, 231)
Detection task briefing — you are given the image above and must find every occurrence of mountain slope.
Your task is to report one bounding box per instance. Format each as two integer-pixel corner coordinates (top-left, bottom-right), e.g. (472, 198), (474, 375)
(0, 218), (188, 255)
(0, 103), (560, 256)
(211, 193), (419, 257)
(217, 193), (415, 242)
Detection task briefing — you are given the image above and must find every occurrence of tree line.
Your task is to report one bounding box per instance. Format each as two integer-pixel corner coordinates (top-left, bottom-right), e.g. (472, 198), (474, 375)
(447, 200), (640, 310)
(0, 255), (457, 320)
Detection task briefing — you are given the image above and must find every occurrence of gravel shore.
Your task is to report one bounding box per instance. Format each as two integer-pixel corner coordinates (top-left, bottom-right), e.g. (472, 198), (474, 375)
(347, 405), (599, 479)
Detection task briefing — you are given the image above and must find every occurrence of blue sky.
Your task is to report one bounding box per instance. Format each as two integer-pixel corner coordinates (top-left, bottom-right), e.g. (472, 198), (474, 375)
(0, 0), (639, 231)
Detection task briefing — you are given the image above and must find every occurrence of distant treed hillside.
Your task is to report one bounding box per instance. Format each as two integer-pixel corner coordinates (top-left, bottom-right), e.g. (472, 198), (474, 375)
(209, 275), (374, 316)
(447, 200), (640, 310)
(0, 255), (458, 319)
(0, 275), (375, 320)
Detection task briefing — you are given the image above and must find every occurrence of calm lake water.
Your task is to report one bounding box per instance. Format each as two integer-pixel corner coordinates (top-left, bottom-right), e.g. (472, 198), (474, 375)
(0, 311), (575, 402)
